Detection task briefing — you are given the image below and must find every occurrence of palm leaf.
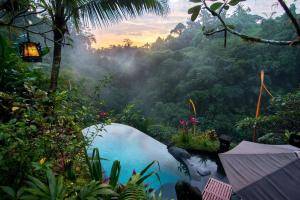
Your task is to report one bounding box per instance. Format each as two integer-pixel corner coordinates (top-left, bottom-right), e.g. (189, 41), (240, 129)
(0, 186), (16, 198)
(90, 148), (103, 182)
(77, 0), (169, 27)
(22, 170), (66, 200)
(140, 160), (160, 176)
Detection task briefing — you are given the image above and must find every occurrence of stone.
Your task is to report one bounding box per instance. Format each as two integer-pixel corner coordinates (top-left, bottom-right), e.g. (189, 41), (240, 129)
(175, 181), (203, 200)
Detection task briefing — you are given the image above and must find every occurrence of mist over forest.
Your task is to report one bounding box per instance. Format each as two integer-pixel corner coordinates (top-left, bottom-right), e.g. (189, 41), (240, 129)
(59, 5), (300, 142)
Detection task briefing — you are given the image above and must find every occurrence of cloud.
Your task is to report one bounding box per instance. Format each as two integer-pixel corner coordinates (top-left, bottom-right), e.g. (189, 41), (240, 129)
(91, 0), (300, 48)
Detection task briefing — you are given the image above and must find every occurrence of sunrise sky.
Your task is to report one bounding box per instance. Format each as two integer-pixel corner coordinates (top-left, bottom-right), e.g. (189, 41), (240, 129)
(91, 0), (300, 48)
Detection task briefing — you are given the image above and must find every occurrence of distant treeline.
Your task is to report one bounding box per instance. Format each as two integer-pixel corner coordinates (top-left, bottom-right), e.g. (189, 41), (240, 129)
(62, 6), (300, 141)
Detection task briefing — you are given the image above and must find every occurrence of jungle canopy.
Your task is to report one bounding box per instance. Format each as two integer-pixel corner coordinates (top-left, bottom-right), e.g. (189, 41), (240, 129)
(219, 141), (300, 200)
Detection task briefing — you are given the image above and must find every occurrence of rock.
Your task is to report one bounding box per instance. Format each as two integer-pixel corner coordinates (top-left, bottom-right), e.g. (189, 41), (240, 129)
(197, 168), (211, 176)
(175, 181), (203, 200)
(167, 146), (191, 161)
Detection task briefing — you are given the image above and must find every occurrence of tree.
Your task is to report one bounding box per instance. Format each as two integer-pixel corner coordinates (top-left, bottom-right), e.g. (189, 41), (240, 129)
(142, 42), (151, 48)
(188, 0), (300, 47)
(36, 0), (169, 91)
(123, 38), (133, 47)
(170, 23), (186, 35)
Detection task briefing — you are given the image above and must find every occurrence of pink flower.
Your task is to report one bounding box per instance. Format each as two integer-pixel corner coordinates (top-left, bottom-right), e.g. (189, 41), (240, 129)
(99, 111), (108, 118)
(132, 169), (136, 175)
(144, 183), (150, 188)
(188, 116), (198, 125)
(179, 119), (188, 126)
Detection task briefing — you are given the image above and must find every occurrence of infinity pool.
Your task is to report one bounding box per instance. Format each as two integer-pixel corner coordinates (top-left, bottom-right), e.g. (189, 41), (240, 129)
(83, 123), (225, 199)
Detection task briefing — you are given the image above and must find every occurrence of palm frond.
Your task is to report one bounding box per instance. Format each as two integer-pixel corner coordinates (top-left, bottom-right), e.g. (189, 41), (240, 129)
(77, 0), (169, 27)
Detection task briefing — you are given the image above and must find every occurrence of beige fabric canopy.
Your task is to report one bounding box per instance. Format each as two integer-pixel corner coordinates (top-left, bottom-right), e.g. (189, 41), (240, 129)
(219, 141), (300, 200)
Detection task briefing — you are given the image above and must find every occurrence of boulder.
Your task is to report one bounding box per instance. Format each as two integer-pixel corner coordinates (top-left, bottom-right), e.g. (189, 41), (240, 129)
(175, 181), (202, 200)
(167, 145), (191, 161)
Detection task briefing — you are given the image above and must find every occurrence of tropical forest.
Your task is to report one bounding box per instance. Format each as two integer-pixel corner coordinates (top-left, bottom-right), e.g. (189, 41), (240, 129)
(1, 0), (300, 200)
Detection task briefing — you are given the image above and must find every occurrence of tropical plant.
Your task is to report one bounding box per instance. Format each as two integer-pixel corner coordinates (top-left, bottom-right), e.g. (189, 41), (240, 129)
(109, 160), (121, 189)
(0, 186), (25, 200)
(237, 90), (300, 144)
(119, 161), (161, 200)
(0, 35), (106, 190)
(172, 130), (220, 152)
(87, 148), (104, 182)
(117, 104), (151, 133)
(86, 148), (122, 190)
(3, 169), (118, 200)
(21, 170), (66, 200)
(77, 180), (118, 200)
(119, 183), (148, 200)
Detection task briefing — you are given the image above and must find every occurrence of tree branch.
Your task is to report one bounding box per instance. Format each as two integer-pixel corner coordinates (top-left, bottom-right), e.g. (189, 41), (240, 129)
(201, 0), (300, 46)
(277, 0), (300, 36)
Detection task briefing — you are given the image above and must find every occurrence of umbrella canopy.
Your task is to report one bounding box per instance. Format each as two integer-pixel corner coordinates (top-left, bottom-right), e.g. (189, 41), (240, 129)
(219, 141), (300, 200)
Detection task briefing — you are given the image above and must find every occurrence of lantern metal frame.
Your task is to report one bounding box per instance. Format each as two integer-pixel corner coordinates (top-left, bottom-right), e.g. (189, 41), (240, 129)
(19, 32), (42, 62)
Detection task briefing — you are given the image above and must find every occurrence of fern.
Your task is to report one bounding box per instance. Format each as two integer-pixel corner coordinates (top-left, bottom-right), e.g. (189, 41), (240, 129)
(119, 184), (148, 200)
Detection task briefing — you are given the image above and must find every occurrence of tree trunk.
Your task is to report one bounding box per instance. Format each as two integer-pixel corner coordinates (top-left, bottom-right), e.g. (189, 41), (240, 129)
(50, 28), (64, 92)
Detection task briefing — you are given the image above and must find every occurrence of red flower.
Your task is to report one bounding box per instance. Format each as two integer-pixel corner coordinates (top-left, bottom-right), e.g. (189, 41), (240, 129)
(188, 116), (198, 125)
(99, 111), (108, 118)
(179, 119), (188, 126)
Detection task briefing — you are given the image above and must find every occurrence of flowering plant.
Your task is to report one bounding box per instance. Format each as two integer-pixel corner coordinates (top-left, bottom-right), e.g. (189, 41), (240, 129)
(179, 115), (198, 135)
(99, 111), (109, 118)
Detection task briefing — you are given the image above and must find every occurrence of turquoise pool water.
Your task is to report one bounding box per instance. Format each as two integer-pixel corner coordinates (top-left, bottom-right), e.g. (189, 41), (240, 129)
(83, 123), (189, 196)
(82, 123), (226, 199)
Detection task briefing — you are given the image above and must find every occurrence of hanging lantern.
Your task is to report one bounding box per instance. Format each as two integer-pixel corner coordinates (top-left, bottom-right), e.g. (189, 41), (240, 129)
(19, 33), (42, 62)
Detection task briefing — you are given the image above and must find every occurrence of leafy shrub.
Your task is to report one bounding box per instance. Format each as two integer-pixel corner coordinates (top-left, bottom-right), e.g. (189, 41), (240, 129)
(116, 104), (150, 133)
(147, 124), (176, 143)
(237, 90), (300, 144)
(0, 35), (103, 190)
(172, 130), (220, 152)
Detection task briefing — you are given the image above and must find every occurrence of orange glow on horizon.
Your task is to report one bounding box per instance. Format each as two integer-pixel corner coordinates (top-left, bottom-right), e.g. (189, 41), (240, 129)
(91, 31), (170, 49)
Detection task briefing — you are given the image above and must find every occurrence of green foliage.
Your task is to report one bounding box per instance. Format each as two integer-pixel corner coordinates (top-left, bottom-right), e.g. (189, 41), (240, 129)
(2, 169), (118, 200)
(188, 5), (201, 21)
(109, 160), (121, 189)
(120, 161), (161, 200)
(0, 186), (25, 200)
(88, 148), (103, 182)
(237, 90), (300, 144)
(210, 2), (223, 11)
(147, 124), (176, 143)
(128, 161), (160, 186)
(119, 184), (148, 200)
(86, 148), (122, 191)
(77, 180), (118, 200)
(78, 6), (300, 143)
(172, 130), (219, 152)
(0, 35), (103, 191)
(116, 104), (151, 133)
(22, 170), (66, 200)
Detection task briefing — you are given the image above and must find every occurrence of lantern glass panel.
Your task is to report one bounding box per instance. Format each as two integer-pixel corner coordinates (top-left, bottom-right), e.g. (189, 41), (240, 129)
(23, 42), (40, 57)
